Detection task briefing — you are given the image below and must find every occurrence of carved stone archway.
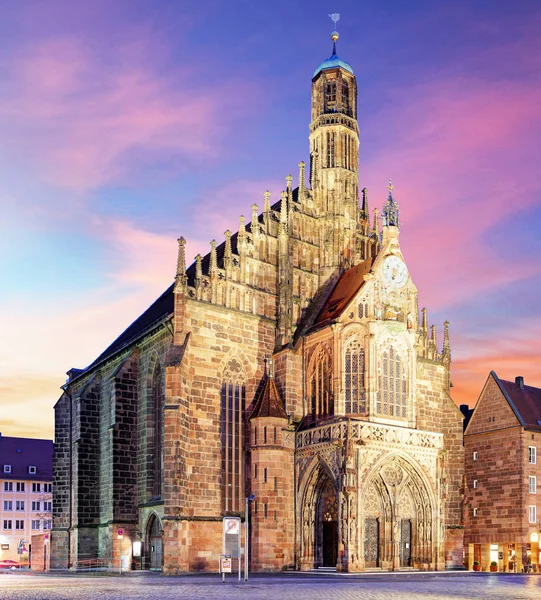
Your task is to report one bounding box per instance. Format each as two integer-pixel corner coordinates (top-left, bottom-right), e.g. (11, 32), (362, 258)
(361, 454), (436, 571)
(299, 459), (339, 570)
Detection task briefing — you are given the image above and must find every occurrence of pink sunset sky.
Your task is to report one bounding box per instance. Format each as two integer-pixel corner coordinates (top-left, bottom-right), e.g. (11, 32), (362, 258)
(1, 0), (540, 439)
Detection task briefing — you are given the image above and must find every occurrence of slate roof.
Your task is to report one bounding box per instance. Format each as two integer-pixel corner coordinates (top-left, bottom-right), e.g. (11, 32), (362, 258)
(72, 191), (295, 381)
(495, 372), (541, 432)
(250, 375), (288, 420)
(0, 435), (53, 481)
(314, 258), (373, 325)
(86, 283), (175, 371)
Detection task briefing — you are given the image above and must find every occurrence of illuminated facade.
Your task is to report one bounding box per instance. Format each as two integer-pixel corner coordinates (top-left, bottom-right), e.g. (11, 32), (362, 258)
(0, 435), (53, 565)
(51, 28), (464, 573)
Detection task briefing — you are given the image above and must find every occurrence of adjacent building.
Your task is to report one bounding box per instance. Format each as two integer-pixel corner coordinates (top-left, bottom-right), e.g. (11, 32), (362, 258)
(464, 372), (541, 572)
(51, 28), (464, 573)
(0, 434), (53, 565)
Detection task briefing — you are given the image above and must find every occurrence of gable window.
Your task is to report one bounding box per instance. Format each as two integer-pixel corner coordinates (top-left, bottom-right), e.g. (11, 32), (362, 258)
(376, 345), (406, 418)
(529, 476), (537, 494)
(344, 339), (366, 414)
(529, 446), (537, 464)
(221, 358), (246, 513)
(309, 345), (333, 420)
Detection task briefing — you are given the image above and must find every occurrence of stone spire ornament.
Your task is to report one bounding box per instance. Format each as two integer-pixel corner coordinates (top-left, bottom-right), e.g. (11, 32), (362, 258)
(381, 179), (400, 228)
(174, 236), (187, 293)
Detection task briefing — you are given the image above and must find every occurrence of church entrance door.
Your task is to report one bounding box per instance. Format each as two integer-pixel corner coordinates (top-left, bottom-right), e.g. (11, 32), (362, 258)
(364, 517), (380, 568)
(318, 478), (338, 568)
(146, 514), (163, 571)
(322, 521), (338, 567)
(400, 519), (412, 567)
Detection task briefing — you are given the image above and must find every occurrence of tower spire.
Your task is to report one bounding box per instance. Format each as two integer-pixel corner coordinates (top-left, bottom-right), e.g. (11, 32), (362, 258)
(329, 13), (340, 55)
(381, 179), (400, 228)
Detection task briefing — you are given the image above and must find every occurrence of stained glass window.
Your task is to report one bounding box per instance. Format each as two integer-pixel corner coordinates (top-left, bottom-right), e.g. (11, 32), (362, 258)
(344, 339), (366, 414)
(310, 346), (333, 419)
(221, 359), (246, 513)
(377, 346), (407, 418)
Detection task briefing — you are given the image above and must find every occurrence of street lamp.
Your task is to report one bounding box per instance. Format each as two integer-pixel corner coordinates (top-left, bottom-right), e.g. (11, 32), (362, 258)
(245, 494), (256, 582)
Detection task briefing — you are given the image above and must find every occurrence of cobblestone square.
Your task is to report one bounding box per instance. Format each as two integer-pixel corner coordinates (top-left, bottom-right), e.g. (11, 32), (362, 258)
(1, 572), (541, 600)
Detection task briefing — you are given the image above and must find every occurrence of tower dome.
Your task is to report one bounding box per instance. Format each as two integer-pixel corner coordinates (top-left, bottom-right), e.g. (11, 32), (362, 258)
(313, 30), (354, 78)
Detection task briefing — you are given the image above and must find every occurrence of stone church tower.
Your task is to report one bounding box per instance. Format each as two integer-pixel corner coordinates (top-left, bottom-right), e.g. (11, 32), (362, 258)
(51, 26), (464, 573)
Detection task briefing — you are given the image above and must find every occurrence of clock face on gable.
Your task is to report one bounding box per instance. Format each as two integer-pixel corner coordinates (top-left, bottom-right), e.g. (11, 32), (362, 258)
(382, 255), (408, 289)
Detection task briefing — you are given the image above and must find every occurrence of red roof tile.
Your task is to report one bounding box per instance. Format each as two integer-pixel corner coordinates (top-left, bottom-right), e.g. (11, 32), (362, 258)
(315, 259), (373, 324)
(497, 374), (541, 432)
(250, 375), (287, 420)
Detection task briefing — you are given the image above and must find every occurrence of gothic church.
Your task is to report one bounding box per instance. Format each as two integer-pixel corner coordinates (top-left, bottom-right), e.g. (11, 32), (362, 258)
(51, 29), (464, 573)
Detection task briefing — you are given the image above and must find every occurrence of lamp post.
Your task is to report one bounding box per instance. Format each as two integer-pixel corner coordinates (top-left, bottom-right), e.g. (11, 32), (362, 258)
(245, 494), (256, 582)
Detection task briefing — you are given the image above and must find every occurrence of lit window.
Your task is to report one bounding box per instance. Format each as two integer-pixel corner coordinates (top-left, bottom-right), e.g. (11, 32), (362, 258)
(473, 451), (478, 461)
(473, 479), (478, 489)
(529, 476), (537, 494)
(473, 508), (478, 517)
(344, 339), (366, 414)
(376, 345), (407, 418)
(529, 505), (537, 524)
(529, 446), (537, 464)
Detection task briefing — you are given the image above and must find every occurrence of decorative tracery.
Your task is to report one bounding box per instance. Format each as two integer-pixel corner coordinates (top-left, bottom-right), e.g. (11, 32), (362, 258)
(344, 339), (366, 414)
(376, 345), (407, 418)
(309, 346), (333, 420)
(221, 357), (246, 512)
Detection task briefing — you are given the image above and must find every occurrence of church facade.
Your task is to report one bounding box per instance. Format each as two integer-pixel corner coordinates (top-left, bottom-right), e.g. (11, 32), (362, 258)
(51, 32), (464, 573)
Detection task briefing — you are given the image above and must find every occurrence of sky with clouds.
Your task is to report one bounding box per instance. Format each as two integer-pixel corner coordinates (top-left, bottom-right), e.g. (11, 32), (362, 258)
(1, 0), (540, 439)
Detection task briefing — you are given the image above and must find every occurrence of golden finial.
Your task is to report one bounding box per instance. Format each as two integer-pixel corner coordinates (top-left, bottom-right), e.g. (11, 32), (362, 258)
(329, 13), (340, 42)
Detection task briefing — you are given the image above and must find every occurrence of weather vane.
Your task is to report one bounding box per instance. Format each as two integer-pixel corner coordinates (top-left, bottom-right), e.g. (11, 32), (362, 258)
(329, 13), (340, 29)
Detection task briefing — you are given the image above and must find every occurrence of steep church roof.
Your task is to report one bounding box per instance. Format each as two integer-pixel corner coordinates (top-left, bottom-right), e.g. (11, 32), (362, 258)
(250, 373), (287, 420)
(314, 258), (373, 326)
(495, 372), (541, 432)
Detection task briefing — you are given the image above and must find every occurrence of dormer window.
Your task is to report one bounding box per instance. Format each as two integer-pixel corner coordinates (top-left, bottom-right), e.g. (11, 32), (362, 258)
(29, 466), (37, 475)
(3, 465), (11, 474)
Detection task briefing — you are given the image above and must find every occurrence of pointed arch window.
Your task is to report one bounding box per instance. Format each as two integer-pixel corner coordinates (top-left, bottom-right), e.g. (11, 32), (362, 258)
(344, 339), (366, 414)
(221, 358), (246, 513)
(376, 346), (407, 418)
(309, 346), (333, 420)
(148, 363), (164, 498)
(325, 81), (337, 112)
(326, 132), (335, 168)
(341, 80), (350, 115)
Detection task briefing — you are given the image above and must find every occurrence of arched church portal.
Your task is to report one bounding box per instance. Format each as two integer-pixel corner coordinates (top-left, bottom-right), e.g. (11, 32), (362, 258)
(145, 513), (164, 570)
(362, 456), (435, 570)
(301, 465), (339, 569)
